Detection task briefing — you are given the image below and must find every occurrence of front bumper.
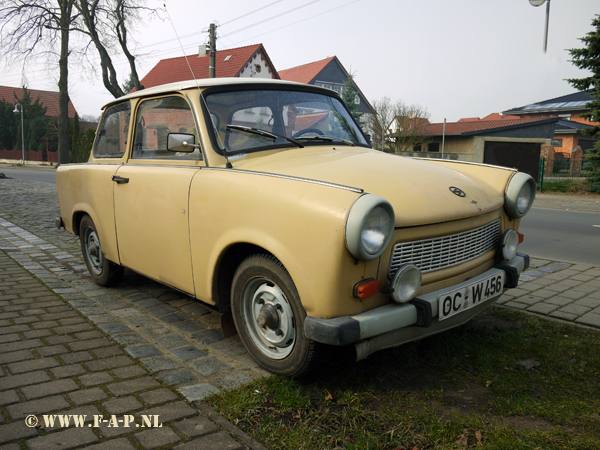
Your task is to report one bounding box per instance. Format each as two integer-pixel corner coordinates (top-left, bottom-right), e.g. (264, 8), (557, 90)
(304, 253), (529, 359)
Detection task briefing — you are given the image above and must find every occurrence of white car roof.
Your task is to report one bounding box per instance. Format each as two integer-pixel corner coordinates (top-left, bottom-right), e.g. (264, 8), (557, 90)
(103, 77), (327, 109)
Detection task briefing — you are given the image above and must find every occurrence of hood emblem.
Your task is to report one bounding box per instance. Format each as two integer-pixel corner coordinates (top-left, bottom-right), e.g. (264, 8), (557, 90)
(449, 186), (466, 197)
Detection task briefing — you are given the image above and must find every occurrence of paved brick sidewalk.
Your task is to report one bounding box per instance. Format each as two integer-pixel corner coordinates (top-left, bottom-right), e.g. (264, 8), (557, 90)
(0, 250), (268, 450)
(497, 258), (600, 328)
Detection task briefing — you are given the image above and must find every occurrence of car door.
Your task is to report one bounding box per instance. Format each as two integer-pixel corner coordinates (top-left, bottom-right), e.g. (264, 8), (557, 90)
(113, 95), (203, 294)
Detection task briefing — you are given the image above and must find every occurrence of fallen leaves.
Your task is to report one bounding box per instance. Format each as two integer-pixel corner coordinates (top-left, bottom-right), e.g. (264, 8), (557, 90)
(457, 428), (483, 448)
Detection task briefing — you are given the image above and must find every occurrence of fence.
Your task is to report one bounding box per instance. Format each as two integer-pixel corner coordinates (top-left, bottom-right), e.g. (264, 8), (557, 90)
(0, 149), (59, 163)
(538, 145), (592, 190)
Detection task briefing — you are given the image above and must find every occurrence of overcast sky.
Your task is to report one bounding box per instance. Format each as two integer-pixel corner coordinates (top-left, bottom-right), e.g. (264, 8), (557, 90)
(0, 0), (597, 123)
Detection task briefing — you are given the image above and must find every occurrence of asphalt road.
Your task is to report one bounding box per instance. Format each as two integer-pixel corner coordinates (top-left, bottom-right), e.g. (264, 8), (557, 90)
(0, 167), (57, 184)
(519, 207), (600, 266)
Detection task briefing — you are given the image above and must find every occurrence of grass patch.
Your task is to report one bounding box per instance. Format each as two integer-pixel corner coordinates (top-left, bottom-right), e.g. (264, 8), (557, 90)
(540, 179), (592, 193)
(207, 307), (600, 450)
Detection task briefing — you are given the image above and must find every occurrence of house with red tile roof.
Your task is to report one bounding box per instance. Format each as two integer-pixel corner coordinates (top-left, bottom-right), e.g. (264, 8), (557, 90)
(278, 56), (375, 115)
(391, 116), (559, 180)
(138, 44), (279, 89)
(0, 85), (77, 118)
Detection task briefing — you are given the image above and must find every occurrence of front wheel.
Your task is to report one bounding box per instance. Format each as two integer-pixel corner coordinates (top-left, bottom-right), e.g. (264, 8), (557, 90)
(231, 254), (318, 377)
(79, 215), (124, 287)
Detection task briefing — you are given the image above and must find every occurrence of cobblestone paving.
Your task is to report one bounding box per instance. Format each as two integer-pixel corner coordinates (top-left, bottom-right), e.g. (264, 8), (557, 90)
(1, 177), (269, 448)
(0, 251), (267, 449)
(497, 259), (600, 328)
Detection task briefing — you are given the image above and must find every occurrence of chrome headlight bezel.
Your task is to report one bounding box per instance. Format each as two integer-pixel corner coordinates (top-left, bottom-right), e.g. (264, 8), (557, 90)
(345, 194), (395, 261)
(505, 172), (536, 219)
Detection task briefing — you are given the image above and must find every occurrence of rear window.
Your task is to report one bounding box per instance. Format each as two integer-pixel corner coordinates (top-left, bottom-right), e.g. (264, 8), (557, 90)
(93, 102), (131, 159)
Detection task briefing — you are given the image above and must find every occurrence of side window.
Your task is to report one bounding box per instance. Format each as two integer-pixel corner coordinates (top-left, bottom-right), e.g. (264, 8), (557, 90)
(93, 102), (130, 158)
(132, 96), (201, 161)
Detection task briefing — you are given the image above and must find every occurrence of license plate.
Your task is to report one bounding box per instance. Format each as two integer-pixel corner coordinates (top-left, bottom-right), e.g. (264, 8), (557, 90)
(438, 272), (505, 321)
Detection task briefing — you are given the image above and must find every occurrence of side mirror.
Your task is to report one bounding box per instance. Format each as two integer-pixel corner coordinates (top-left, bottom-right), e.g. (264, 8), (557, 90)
(167, 133), (199, 153)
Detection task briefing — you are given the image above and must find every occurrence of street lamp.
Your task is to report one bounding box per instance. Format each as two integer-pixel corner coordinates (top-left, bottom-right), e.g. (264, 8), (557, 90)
(12, 103), (25, 165)
(529, 0), (551, 53)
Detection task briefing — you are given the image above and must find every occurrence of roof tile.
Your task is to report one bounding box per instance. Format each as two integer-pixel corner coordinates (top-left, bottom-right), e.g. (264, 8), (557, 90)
(278, 57), (336, 83)
(139, 44), (278, 89)
(0, 85), (77, 118)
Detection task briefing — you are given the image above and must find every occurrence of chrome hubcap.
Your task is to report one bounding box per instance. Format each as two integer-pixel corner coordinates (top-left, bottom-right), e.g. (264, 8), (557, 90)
(84, 228), (103, 275)
(242, 278), (295, 359)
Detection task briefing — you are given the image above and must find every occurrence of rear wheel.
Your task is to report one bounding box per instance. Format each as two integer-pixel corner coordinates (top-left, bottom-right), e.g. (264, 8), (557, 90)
(231, 254), (318, 377)
(79, 215), (123, 286)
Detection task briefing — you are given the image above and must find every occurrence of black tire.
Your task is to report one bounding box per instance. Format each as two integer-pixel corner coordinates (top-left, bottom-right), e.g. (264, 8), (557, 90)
(231, 254), (318, 377)
(79, 215), (124, 287)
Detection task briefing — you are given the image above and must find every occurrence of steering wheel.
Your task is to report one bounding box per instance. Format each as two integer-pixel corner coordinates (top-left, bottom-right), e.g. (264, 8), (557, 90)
(291, 128), (324, 139)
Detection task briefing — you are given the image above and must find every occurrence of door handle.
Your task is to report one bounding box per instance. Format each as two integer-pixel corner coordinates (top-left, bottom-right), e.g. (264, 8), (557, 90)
(111, 175), (129, 184)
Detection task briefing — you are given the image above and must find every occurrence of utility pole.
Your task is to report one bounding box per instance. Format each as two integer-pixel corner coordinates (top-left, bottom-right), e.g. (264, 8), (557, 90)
(209, 23), (216, 78)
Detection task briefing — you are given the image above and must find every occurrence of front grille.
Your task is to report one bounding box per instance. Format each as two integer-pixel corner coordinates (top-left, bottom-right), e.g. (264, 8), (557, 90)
(388, 219), (500, 277)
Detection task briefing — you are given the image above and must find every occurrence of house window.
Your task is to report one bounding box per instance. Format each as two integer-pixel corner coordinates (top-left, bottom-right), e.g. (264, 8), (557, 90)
(428, 143), (440, 152)
(315, 82), (345, 96)
(413, 145), (422, 152)
(551, 138), (563, 147)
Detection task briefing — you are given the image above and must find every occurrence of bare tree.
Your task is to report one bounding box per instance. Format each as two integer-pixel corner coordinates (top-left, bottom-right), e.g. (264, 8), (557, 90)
(364, 97), (396, 152)
(1, 0), (152, 164)
(1, 0), (78, 164)
(365, 98), (431, 153)
(388, 101), (431, 153)
(74, 0), (149, 98)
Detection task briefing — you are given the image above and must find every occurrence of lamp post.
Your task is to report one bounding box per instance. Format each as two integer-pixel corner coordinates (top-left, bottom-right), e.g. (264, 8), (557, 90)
(12, 103), (25, 165)
(529, 0), (551, 53)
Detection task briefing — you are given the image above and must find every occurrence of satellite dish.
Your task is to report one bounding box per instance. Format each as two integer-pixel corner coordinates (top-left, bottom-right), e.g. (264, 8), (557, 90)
(529, 0), (545, 6)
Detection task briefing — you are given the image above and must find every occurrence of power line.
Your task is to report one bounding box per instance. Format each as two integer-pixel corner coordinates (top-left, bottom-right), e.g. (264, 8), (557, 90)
(223, 0), (362, 48)
(220, 0), (322, 39)
(220, 0), (285, 26)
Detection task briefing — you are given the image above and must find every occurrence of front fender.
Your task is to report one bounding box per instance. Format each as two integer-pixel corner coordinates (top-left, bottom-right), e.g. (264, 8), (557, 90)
(188, 168), (371, 318)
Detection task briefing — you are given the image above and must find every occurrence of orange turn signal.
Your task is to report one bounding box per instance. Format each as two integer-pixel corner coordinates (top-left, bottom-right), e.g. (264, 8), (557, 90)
(518, 233), (524, 244)
(353, 279), (380, 299)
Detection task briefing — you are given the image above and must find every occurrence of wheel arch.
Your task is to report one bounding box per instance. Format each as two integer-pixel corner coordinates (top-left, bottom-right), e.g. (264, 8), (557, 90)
(72, 210), (89, 236)
(212, 242), (276, 313)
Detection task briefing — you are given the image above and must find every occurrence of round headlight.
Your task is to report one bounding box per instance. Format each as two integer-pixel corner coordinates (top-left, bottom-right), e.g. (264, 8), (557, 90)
(345, 194), (395, 261)
(505, 172), (536, 218)
(500, 229), (519, 261)
(391, 264), (422, 303)
(362, 205), (393, 255)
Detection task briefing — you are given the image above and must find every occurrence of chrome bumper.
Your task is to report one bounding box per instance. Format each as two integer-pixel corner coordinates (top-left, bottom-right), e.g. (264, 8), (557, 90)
(304, 254), (529, 358)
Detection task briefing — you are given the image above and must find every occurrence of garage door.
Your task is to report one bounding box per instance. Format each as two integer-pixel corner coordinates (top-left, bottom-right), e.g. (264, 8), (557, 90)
(484, 141), (540, 181)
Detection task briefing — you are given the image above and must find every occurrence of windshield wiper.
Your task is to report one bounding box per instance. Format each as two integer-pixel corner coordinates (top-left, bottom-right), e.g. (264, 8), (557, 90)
(295, 135), (356, 147)
(226, 124), (303, 148)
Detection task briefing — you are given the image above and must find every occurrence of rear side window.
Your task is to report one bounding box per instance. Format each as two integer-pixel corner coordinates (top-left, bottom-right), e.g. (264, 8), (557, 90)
(93, 102), (131, 159)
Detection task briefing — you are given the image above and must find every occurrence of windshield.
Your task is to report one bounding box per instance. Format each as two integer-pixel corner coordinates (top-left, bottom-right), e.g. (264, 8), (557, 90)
(203, 88), (369, 154)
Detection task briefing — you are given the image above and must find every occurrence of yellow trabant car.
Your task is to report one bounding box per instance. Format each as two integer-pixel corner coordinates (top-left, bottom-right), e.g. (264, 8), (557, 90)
(56, 78), (535, 376)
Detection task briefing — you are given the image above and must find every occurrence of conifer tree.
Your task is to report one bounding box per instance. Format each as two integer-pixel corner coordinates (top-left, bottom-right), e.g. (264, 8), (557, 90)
(569, 15), (600, 192)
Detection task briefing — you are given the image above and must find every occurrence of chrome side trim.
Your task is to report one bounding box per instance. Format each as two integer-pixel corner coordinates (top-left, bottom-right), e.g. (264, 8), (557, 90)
(203, 167), (364, 193)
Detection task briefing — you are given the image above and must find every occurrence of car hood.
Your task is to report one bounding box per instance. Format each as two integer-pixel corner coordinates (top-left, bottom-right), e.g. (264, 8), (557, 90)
(233, 147), (510, 227)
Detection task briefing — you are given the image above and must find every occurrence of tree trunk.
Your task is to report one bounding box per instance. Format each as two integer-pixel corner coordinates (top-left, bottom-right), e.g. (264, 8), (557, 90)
(58, 1), (74, 165)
